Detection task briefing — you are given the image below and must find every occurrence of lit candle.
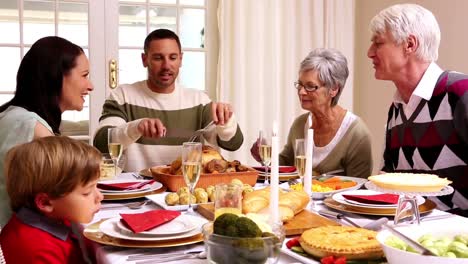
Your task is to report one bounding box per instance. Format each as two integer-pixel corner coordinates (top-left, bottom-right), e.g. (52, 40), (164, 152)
(269, 120), (279, 225)
(304, 128), (314, 196)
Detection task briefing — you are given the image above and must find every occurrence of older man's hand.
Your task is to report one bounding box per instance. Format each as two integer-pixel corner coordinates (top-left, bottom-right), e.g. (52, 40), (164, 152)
(137, 118), (166, 138)
(211, 102), (233, 126)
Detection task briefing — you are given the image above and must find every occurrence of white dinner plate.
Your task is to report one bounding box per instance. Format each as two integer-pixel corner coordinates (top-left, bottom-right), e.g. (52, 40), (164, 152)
(99, 215), (207, 241)
(98, 179), (163, 196)
(258, 172), (299, 177)
(332, 189), (425, 209)
(98, 180), (153, 194)
(145, 193), (212, 211)
(254, 166), (297, 174)
(116, 214), (197, 236)
(281, 243), (319, 264)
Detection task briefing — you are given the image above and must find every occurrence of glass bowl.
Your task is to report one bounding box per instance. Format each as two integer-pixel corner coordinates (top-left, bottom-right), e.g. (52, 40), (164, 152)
(202, 222), (285, 264)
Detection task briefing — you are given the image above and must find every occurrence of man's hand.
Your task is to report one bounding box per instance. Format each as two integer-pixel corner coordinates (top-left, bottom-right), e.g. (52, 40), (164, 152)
(211, 102), (233, 126)
(137, 118), (166, 138)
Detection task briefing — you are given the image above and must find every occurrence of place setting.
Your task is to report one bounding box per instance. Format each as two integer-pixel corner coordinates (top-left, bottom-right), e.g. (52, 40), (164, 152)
(97, 178), (165, 200)
(253, 166), (299, 182)
(83, 209), (208, 248)
(323, 188), (437, 217)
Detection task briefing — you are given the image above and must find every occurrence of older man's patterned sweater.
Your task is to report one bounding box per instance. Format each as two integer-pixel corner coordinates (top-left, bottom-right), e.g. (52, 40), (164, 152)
(382, 71), (468, 208)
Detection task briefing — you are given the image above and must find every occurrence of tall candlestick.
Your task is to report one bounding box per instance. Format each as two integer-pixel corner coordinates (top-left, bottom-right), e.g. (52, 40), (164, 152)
(270, 121), (279, 225)
(304, 128), (314, 196)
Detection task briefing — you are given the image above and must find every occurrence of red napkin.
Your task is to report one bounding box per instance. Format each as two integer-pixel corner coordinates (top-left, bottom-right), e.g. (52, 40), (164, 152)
(342, 194), (399, 205)
(97, 180), (154, 191)
(120, 210), (181, 233)
(253, 166), (296, 173)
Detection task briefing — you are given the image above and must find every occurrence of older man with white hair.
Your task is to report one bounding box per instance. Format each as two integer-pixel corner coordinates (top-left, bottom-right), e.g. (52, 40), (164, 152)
(367, 4), (468, 211)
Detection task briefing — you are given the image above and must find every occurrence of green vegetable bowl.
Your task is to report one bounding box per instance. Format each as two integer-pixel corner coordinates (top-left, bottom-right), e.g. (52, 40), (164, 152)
(377, 224), (468, 264)
(202, 222), (285, 264)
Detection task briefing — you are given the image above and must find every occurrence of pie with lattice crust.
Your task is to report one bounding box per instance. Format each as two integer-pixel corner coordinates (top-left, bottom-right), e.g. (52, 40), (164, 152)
(299, 226), (383, 259)
(368, 173), (452, 192)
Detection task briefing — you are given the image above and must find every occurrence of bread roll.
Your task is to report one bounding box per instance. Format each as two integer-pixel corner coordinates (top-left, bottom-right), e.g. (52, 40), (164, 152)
(242, 188), (310, 222)
(279, 190), (310, 215)
(258, 206), (294, 222)
(242, 188), (270, 213)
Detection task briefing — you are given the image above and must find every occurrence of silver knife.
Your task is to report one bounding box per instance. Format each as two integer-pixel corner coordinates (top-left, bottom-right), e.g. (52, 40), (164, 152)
(383, 224), (437, 256)
(163, 128), (196, 138)
(318, 209), (361, 227)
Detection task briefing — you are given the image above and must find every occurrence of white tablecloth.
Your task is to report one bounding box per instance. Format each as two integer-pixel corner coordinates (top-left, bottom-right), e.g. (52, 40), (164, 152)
(87, 173), (464, 264)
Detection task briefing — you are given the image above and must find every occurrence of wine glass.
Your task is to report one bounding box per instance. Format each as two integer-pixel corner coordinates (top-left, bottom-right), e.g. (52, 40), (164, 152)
(107, 128), (123, 177)
(182, 142), (202, 214)
(294, 139), (306, 184)
(258, 130), (272, 185)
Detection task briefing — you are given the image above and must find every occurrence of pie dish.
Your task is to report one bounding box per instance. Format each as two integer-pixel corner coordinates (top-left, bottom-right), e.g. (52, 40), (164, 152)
(299, 226), (384, 260)
(368, 173), (452, 192)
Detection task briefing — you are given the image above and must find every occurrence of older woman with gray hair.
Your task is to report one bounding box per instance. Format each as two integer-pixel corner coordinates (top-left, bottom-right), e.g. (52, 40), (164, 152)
(252, 48), (373, 178)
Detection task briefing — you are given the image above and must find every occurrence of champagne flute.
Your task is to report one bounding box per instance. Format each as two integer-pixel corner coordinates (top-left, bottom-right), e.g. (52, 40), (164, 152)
(258, 130), (272, 185)
(182, 142), (202, 215)
(107, 128), (123, 177)
(294, 139), (307, 184)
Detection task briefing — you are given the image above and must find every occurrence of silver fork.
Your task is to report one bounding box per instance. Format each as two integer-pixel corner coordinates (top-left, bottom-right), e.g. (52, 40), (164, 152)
(188, 121), (215, 142)
(132, 173), (143, 179)
(133, 251), (207, 263)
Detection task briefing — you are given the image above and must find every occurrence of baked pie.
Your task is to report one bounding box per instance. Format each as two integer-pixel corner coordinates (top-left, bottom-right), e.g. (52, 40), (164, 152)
(368, 173), (452, 192)
(299, 226), (383, 260)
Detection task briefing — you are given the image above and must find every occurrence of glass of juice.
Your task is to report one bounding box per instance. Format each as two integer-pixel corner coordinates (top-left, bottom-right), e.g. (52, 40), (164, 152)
(214, 183), (243, 219)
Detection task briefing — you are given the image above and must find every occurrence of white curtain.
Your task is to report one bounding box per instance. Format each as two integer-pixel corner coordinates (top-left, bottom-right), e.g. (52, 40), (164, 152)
(217, 0), (355, 165)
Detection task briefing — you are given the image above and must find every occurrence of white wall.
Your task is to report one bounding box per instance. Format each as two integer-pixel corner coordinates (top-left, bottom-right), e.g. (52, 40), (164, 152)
(354, 0), (468, 174)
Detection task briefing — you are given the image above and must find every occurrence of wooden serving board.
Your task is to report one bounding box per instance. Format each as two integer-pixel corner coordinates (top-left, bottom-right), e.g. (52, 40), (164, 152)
(196, 204), (340, 236)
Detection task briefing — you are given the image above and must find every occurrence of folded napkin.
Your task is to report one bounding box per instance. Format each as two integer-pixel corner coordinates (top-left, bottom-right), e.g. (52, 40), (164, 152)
(120, 210), (181, 233)
(342, 193), (399, 205)
(97, 180), (154, 191)
(253, 166), (296, 173)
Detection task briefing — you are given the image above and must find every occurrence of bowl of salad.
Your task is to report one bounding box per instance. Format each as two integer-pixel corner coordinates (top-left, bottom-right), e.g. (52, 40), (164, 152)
(377, 223), (468, 263)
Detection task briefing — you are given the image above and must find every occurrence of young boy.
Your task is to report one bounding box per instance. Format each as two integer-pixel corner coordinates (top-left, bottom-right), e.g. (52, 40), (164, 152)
(0, 136), (103, 263)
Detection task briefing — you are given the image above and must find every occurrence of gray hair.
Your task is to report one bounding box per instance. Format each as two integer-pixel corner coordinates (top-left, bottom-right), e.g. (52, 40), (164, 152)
(369, 3), (440, 62)
(299, 48), (349, 106)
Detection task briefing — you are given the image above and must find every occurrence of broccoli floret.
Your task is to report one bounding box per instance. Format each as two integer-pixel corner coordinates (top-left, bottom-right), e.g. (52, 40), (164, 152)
(214, 213), (262, 238)
(236, 217), (262, 238)
(213, 213), (239, 236)
(225, 225), (239, 237)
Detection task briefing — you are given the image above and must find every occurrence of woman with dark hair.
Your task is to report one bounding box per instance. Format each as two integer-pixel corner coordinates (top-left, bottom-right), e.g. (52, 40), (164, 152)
(0, 36), (93, 225)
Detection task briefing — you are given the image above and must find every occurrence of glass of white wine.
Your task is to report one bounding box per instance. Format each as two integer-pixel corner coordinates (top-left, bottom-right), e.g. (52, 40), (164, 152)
(294, 139), (306, 184)
(258, 130), (272, 185)
(107, 128), (123, 177)
(182, 142), (202, 215)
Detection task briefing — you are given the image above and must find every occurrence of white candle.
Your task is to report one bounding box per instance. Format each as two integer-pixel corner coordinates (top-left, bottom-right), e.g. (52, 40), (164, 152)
(269, 121), (280, 225)
(304, 128), (314, 196)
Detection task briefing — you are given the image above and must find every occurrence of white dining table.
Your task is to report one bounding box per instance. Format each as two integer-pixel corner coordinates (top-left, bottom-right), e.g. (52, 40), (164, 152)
(85, 173), (466, 264)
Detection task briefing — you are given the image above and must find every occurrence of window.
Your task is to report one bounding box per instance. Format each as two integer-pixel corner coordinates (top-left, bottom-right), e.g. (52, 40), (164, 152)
(0, 0), (89, 121)
(0, 0), (216, 129)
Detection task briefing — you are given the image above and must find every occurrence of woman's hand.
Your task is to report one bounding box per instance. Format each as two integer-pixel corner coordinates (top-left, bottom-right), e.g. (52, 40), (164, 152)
(250, 139), (262, 163)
